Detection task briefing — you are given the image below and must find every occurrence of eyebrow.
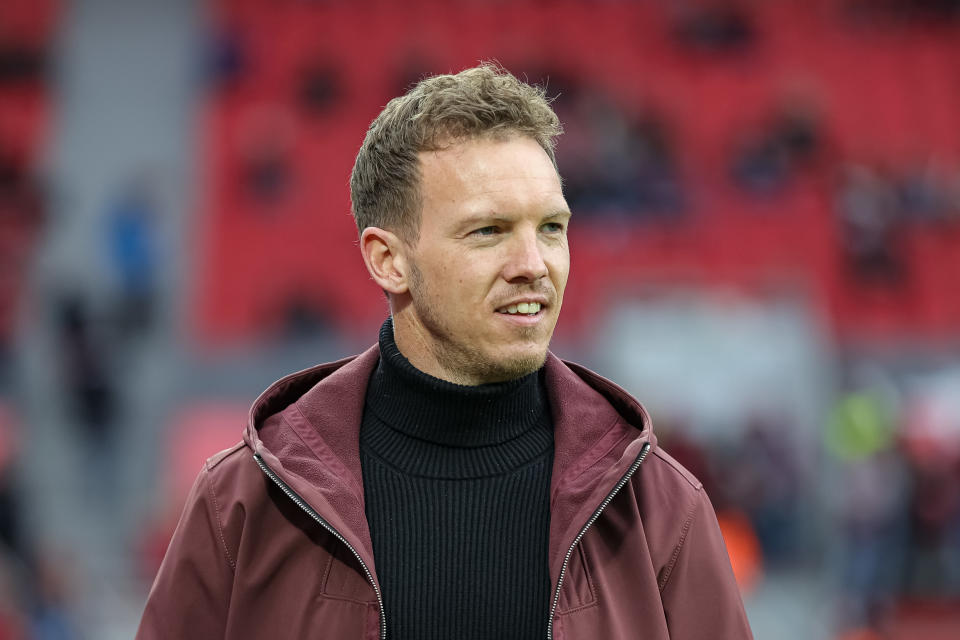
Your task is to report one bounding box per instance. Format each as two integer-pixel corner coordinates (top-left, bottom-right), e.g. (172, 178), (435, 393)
(457, 214), (511, 229)
(457, 209), (572, 230)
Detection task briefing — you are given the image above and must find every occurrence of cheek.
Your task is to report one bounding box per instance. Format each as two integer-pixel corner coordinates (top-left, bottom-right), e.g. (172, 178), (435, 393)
(549, 249), (571, 290)
(455, 261), (494, 296)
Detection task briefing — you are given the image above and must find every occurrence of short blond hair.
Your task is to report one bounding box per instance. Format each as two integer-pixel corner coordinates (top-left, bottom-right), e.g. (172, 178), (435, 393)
(349, 63), (562, 242)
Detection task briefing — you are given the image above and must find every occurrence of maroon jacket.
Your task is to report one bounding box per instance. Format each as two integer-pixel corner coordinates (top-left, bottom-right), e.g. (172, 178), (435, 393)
(137, 346), (753, 639)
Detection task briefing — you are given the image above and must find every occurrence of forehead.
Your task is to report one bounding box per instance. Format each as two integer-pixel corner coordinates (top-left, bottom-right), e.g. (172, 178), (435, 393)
(417, 135), (565, 223)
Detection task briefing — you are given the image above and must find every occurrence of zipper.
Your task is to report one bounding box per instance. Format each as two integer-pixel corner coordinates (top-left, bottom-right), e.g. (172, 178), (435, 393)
(253, 453), (386, 640)
(546, 441), (652, 640)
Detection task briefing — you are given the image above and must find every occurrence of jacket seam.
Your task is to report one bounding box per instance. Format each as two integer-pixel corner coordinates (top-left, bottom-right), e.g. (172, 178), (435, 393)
(207, 440), (246, 470)
(651, 448), (701, 489)
(290, 401), (357, 485)
(556, 417), (627, 494)
(315, 592), (379, 607)
(204, 464), (237, 571)
(319, 552), (334, 592)
(658, 486), (701, 593)
(557, 598), (599, 617)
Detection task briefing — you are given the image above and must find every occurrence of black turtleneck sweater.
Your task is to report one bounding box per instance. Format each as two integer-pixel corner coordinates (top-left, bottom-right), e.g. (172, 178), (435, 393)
(359, 319), (554, 640)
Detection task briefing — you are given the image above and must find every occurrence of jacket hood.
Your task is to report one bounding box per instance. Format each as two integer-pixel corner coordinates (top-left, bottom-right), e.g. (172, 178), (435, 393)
(242, 344), (656, 586)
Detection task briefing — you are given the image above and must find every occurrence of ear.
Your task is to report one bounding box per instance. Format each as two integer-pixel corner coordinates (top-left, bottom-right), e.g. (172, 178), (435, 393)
(360, 226), (410, 295)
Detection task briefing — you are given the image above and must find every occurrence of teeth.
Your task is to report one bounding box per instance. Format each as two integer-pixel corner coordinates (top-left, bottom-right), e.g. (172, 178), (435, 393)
(498, 302), (542, 315)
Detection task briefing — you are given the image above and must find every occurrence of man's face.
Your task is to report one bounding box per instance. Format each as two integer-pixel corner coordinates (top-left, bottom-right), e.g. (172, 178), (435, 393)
(396, 134), (571, 385)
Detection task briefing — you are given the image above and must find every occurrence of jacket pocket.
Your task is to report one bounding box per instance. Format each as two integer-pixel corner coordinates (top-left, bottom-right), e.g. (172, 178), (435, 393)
(321, 543), (379, 604)
(555, 544), (597, 615)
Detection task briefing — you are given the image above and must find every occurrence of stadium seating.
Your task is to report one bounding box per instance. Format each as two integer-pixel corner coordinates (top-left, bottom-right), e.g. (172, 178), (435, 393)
(193, 0), (960, 344)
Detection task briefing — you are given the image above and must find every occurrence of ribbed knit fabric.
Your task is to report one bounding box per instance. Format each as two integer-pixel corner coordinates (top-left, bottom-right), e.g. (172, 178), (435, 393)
(360, 318), (554, 640)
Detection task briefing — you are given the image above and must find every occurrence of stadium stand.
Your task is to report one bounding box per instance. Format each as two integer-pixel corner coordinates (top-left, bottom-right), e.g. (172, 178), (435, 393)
(192, 0), (960, 346)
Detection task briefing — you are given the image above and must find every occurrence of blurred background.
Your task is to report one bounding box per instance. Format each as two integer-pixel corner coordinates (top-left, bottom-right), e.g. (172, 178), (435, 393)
(1, 0), (960, 638)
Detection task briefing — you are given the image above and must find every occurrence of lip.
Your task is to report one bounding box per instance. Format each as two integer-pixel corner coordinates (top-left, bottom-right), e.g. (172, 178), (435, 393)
(493, 296), (550, 312)
(495, 308), (546, 326)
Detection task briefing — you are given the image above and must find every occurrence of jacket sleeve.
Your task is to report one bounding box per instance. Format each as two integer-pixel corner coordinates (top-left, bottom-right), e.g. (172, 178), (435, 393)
(136, 465), (235, 640)
(659, 487), (754, 639)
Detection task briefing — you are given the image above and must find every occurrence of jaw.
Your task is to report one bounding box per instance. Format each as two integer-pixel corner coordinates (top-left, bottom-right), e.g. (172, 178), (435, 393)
(393, 292), (559, 384)
(485, 311), (556, 365)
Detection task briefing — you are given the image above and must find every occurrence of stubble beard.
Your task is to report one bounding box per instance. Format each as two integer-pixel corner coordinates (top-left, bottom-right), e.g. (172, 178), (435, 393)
(407, 261), (549, 385)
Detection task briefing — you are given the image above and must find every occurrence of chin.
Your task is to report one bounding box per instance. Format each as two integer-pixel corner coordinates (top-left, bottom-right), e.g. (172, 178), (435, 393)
(484, 348), (549, 382)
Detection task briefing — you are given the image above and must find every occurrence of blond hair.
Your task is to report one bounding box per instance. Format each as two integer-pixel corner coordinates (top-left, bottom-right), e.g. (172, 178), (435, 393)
(349, 63), (562, 242)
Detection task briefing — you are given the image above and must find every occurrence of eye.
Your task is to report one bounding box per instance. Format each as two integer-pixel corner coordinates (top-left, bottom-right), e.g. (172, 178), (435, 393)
(471, 226), (500, 236)
(541, 221), (565, 233)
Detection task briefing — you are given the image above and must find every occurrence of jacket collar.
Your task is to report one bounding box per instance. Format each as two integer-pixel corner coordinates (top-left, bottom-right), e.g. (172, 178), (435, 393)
(243, 344), (656, 586)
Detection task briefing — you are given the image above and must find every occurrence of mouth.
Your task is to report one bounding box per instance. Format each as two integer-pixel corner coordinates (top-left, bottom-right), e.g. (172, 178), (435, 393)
(495, 301), (544, 317)
(494, 300), (550, 327)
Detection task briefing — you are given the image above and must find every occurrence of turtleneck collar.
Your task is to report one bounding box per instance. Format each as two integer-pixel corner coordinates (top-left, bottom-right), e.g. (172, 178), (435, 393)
(367, 317), (548, 448)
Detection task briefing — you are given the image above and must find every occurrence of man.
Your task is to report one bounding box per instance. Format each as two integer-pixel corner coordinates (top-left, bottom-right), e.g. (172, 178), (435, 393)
(137, 64), (753, 639)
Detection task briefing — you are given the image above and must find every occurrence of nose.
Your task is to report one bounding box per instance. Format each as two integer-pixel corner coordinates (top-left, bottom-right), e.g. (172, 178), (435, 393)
(503, 229), (548, 283)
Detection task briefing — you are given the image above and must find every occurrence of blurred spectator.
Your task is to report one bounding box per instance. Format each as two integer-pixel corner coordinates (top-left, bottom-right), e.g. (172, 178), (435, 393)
(904, 456), (960, 596)
(910, 0), (960, 20)
(835, 163), (906, 286)
(0, 552), (26, 639)
(828, 393), (888, 462)
(629, 102), (686, 214)
(834, 448), (909, 633)
(0, 544), (81, 640)
(205, 24), (248, 92)
(896, 156), (960, 224)
(716, 508), (763, 594)
(672, 1), (757, 55)
(0, 406), (26, 638)
(0, 39), (45, 87)
(0, 146), (24, 204)
(238, 105), (297, 207)
(295, 56), (344, 116)
(0, 404), (22, 555)
(559, 91), (685, 220)
(25, 552), (80, 640)
(772, 100), (823, 170)
(729, 415), (802, 563)
(0, 141), (46, 375)
(730, 126), (792, 196)
(106, 176), (159, 337)
(0, 460), (21, 564)
(0, 143), (45, 224)
(900, 382), (960, 597)
(279, 292), (333, 340)
(729, 91), (825, 196)
(55, 295), (116, 446)
(826, 387), (909, 634)
(844, 0), (960, 26)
